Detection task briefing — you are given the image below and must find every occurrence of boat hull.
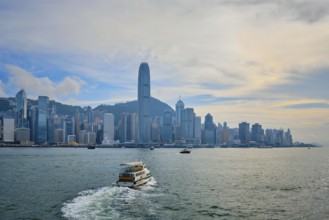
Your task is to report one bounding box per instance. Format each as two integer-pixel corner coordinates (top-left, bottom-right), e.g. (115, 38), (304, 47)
(117, 175), (152, 187)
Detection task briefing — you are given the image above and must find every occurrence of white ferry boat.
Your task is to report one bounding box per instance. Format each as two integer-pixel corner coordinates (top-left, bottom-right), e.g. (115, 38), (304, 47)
(116, 162), (152, 187)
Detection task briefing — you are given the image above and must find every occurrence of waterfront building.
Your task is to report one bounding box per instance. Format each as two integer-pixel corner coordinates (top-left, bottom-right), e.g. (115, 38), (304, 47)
(54, 128), (64, 144)
(285, 129), (293, 146)
(251, 123), (264, 143)
(239, 122), (250, 144)
(175, 98), (184, 125)
(79, 130), (87, 144)
(47, 117), (55, 143)
(119, 113), (129, 143)
(194, 116), (202, 144)
(74, 110), (81, 142)
(151, 119), (160, 143)
(181, 108), (195, 143)
(203, 113), (216, 145)
(15, 127), (30, 143)
(162, 110), (173, 143)
(138, 62), (151, 144)
(15, 89), (28, 128)
(64, 116), (75, 143)
(103, 113), (114, 145)
(86, 131), (96, 145)
(130, 113), (138, 143)
(37, 96), (49, 144)
(174, 124), (182, 142)
(28, 106), (38, 143)
(3, 118), (15, 142)
(67, 135), (76, 143)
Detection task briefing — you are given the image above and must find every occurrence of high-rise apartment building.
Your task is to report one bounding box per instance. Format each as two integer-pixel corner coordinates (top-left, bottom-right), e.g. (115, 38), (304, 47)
(138, 62), (151, 144)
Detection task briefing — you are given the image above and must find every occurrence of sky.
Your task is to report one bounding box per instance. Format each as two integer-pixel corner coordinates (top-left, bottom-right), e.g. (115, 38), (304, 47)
(0, 0), (328, 145)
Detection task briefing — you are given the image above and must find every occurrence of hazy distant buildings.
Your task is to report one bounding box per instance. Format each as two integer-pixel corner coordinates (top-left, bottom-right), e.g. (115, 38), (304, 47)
(138, 62), (151, 144)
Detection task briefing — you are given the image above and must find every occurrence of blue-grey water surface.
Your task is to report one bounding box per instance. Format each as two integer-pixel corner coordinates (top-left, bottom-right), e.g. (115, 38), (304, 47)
(1, 147), (329, 219)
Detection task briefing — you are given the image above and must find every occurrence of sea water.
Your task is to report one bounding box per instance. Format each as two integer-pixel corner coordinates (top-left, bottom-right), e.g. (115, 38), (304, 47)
(1, 147), (329, 219)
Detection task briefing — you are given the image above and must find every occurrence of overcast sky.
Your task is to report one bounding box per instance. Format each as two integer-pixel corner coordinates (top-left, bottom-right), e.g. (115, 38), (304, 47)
(0, 0), (328, 144)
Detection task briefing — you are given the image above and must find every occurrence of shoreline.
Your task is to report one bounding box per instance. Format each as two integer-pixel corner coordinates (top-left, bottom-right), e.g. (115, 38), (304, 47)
(0, 144), (320, 148)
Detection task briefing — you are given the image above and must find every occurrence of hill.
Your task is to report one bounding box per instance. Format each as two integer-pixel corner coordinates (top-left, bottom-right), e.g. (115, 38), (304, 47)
(95, 97), (174, 124)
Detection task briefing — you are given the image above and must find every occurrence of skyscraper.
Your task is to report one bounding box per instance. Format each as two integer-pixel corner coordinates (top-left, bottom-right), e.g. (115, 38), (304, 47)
(203, 113), (216, 144)
(37, 96), (49, 144)
(162, 110), (173, 142)
(103, 113), (114, 145)
(138, 62), (151, 144)
(239, 122), (250, 144)
(181, 108), (195, 143)
(175, 98), (184, 125)
(15, 89), (28, 128)
(251, 123), (264, 143)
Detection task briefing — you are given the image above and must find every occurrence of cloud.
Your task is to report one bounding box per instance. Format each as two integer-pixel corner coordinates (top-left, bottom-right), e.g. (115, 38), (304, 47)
(6, 65), (85, 100)
(283, 103), (329, 109)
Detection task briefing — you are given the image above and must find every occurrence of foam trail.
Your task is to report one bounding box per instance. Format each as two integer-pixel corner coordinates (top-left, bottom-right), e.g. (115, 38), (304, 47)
(62, 183), (160, 220)
(62, 187), (123, 219)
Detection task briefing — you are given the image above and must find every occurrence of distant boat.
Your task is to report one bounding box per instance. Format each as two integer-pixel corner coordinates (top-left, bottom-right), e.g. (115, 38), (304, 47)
(180, 148), (191, 154)
(116, 162), (152, 188)
(150, 146), (155, 150)
(87, 145), (95, 149)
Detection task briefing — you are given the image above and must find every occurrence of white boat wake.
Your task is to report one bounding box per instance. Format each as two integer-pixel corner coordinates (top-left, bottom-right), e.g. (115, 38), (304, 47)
(62, 178), (159, 220)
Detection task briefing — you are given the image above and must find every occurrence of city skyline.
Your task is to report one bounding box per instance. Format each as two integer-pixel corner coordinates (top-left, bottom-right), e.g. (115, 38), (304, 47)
(0, 1), (328, 145)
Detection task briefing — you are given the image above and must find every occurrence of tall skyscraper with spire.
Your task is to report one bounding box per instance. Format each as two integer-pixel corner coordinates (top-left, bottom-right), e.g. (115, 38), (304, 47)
(138, 62), (151, 144)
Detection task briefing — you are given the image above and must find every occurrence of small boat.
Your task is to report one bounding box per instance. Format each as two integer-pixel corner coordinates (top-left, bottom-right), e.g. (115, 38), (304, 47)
(150, 146), (154, 150)
(87, 145), (95, 149)
(117, 162), (152, 187)
(180, 148), (191, 154)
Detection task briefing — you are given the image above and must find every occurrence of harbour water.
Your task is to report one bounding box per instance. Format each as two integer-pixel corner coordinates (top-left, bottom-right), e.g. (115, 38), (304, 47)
(1, 147), (329, 219)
